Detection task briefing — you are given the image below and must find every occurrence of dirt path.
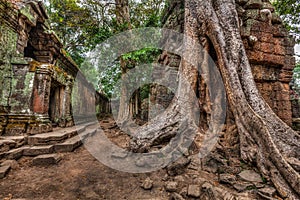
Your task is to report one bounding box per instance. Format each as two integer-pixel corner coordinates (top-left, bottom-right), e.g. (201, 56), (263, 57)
(0, 146), (170, 200)
(0, 118), (273, 200)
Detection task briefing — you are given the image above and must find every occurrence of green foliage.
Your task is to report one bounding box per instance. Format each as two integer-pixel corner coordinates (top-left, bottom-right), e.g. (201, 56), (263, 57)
(272, 0), (300, 43)
(44, 0), (166, 98)
(98, 61), (122, 97)
(122, 48), (161, 68)
(98, 48), (161, 98)
(129, 0), (164, 28)
(139, 84), (151, 100)
(45, 0), (113, 65)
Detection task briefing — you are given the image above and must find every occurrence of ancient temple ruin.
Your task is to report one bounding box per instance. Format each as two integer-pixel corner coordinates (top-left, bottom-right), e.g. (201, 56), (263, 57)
(0, 0), (109, 136)
(151, 0), (297, 128)
(0, 0), (298, 137)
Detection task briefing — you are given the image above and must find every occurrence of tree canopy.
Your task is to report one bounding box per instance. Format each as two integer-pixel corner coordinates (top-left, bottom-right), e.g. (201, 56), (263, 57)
(44, 0), (164, 94)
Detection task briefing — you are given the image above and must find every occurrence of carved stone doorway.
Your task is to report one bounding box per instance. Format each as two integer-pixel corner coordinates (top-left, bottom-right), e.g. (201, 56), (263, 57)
(48, 80), (65, 127)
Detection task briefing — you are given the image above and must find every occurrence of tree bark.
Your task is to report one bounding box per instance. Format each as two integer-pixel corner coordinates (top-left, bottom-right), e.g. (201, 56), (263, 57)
(189, 0), (300, 198)
(115, 0), (132, 124)
(131, 0), (300, 198)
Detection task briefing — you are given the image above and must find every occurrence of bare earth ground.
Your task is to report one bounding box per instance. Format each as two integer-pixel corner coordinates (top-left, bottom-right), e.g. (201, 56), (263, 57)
(0, 146), (171, 200)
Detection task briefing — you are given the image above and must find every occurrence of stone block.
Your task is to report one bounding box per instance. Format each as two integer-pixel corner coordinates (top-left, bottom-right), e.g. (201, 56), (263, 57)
(1, 159), (19, 169)
(5, 146), (29, 160)
(283, 36), (295, 47)
(0, 165), (11, 178)
(32, 154), (61, 166)
(0, 136), (27, 147)
(23, 145), (54, 156)
(259, 32), (273, 43)
(54, 136), (82, 153)
(260, 42), (274, 54)
(258, 187), (277, 198)
(28, 126), (84, 145)
(262, 53), (284, 66)
(252, 21), (273, 33)
(219, 173), (237, 184)
(0, 139), (16, 153)
(165, 181), (178, 192)
(187, 185), (200, 198)
(286, 47), (294, 55)
(141, 177), (153, 190)
(274, 44), (285, 55)
(238, 170), (262, 183)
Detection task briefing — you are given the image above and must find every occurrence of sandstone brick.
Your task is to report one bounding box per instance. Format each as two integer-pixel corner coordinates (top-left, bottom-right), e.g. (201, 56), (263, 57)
(259, 33), (273, 43)
(274, 44), (285, 55)
(273, 38), (284, 45)
(262, 53), (284, 66)
(260, 42), (274, 54)
(23, 145), (54, 156)
(248, 51), (263, 62)
(32, 154), (61, 166)
(253, 22), (273, 33)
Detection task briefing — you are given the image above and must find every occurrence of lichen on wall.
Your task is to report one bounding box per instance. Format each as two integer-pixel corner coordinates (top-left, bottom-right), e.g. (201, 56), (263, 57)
(0, 23), (18, 109)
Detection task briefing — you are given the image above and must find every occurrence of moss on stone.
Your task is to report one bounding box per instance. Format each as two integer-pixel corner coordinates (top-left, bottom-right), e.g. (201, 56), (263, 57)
(20, 5), (36, 25)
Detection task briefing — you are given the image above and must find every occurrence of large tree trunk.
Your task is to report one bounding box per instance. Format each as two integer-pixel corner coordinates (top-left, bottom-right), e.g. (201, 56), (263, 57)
(131, 0), (300, 198)
(115, 0), (132, 124)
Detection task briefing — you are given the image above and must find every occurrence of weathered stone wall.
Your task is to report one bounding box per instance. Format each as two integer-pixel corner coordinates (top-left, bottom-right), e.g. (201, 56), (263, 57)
(238, 0), (295, 125)
(0, 0), (109, 135)
(152, 0), (295, 126)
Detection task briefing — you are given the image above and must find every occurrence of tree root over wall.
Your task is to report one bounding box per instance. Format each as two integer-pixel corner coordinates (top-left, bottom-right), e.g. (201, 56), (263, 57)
(130, 0), (300, 199)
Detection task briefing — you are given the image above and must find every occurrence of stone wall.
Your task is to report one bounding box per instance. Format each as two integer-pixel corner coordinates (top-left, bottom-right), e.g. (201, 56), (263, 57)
(238, 0), (295, 125)
(151, 0), (295, 126)
(0, 0), (109, 136)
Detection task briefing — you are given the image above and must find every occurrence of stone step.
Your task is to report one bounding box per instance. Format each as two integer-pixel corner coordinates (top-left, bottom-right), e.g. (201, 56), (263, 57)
(2, 125), (98, 159)
(32, 154), (61, 166)
(0, 136), (26, 147)
(4, 146), (29, 160)
(0, 139), (17, 153)
(27, 125), (86, 145)
(23, 145), (54, 156)
(0, 136), (27, 155)
(27, 122), (98, 146)
(0, 123), (99, 179)
(54, 128), (97, 153)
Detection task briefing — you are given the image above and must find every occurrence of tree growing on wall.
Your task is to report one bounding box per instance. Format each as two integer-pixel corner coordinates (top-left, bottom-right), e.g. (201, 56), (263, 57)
(130, 0), (300, 199)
